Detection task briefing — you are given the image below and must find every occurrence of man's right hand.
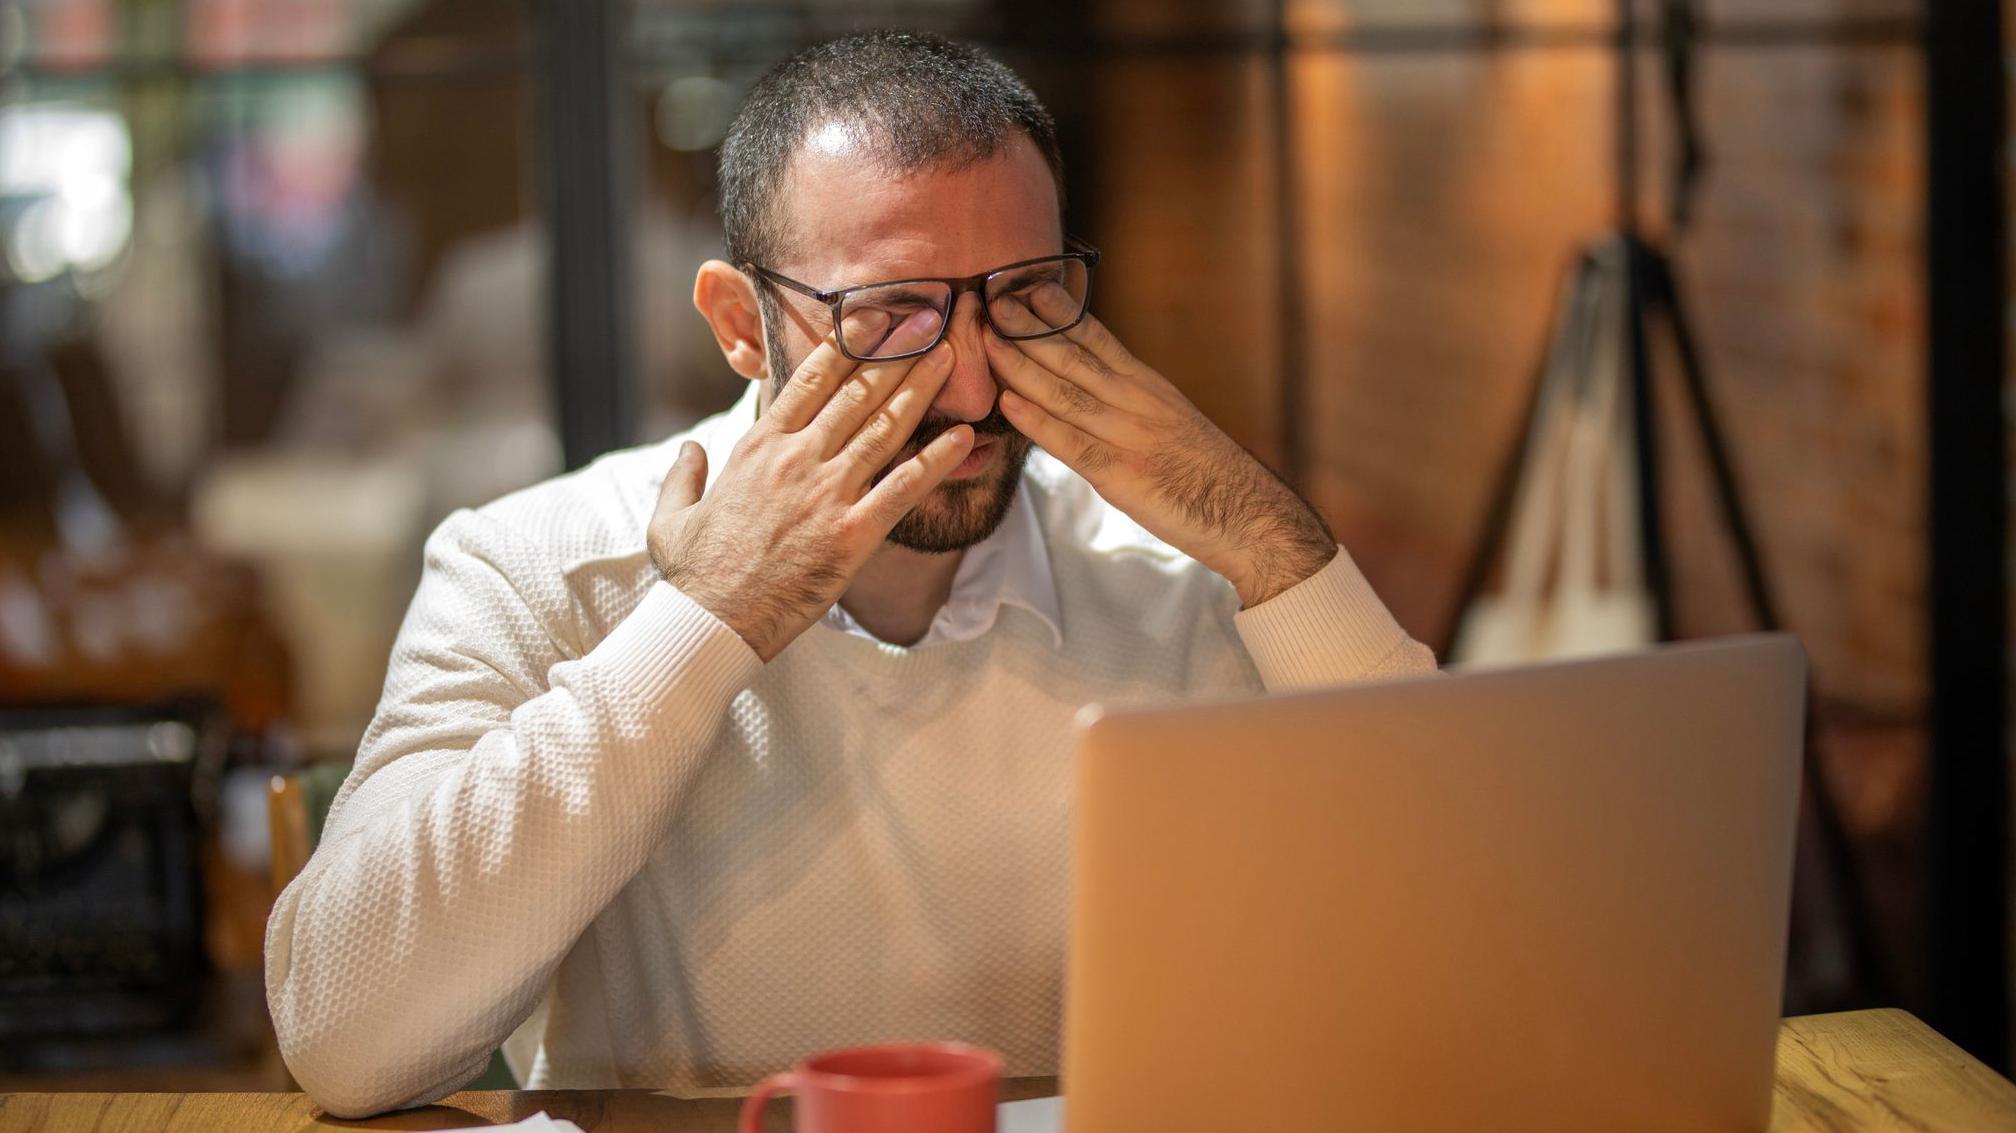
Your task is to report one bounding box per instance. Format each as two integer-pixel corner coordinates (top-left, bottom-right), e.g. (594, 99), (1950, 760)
(646, 310), (971, 661)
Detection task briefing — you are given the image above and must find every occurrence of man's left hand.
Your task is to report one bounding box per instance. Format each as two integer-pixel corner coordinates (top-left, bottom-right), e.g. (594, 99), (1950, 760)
(986, 287), (1336, 608)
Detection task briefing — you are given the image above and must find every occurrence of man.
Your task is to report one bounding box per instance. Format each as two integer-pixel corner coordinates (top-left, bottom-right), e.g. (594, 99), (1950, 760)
(265, 30), (1435, 1118)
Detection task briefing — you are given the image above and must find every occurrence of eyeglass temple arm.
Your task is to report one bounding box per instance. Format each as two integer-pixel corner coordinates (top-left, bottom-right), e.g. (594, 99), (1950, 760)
(1065, 235), (1101, 263)
(746, 264), (832, 303)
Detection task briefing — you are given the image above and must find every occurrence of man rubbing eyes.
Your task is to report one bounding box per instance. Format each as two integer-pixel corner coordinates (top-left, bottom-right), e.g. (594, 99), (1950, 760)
(264, 29), (1437, 1118)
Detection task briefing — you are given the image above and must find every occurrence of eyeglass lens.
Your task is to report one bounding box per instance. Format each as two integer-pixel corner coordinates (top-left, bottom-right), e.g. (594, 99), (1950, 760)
(836, 257), (1090, 360)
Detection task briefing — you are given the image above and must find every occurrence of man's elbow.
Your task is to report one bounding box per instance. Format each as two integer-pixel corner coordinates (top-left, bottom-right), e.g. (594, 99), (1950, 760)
(289, 1064), (409, 1120)
(267, 953), (476, 1117)
(280, 1030), (479, 1119)
(272, 1005), (396, 1117)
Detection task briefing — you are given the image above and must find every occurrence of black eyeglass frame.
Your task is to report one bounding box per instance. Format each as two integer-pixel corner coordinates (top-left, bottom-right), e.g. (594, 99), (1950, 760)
(745, 236), (1102, 362)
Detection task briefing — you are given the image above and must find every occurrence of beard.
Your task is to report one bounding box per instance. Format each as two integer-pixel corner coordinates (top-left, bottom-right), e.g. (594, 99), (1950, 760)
(766, 316), (1032, 553)
(877, 406), (1033, 552)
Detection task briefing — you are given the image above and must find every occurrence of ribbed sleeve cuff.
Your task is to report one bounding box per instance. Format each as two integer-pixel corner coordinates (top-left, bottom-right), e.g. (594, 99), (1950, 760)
(1233, 545), (1419, 690)
(588, 579), (763, 715)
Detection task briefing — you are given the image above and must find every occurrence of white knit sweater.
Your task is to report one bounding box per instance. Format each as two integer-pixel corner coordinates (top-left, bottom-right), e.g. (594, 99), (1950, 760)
(263, 393), (1437, 1118)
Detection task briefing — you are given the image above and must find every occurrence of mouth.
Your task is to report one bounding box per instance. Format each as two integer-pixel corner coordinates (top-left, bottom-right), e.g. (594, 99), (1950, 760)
(946, 434), (1000, 480)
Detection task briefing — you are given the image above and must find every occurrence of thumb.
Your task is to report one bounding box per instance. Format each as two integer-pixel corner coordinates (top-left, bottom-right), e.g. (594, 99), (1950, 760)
(656, 441), (708, 512)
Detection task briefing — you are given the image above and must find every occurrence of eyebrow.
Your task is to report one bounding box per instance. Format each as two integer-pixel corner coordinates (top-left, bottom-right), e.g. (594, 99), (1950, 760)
(991, 262), (1066, 288)
(851, 285), (943, 305)
(840, 252), (1067, 293)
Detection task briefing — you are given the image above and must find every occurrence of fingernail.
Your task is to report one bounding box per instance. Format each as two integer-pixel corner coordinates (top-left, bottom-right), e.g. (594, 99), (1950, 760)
(886, 308), (943, 353)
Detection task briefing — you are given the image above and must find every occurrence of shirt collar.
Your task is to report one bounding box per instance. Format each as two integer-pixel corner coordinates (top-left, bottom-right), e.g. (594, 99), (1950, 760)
(696, 384), (1063, 650)
(962, 476), (1064, 648)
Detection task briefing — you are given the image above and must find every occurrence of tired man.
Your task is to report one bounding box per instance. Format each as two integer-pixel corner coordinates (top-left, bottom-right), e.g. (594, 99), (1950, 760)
(265, 30), (1436, 1117)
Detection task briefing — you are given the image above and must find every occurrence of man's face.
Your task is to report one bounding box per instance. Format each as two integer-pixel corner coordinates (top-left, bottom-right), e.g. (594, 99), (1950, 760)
(756, 130), (1058, 553)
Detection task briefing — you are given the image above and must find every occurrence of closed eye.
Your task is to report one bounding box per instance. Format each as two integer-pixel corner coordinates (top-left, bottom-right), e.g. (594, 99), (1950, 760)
(844, 286), (949, 318)
(992, 264), (1067, 294)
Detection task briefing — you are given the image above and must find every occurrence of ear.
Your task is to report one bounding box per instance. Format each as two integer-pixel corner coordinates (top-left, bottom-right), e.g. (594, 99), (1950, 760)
(693, 259), (768, 382)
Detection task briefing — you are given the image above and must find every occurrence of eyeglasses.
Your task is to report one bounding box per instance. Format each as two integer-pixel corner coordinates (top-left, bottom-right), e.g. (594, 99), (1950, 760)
(745, 237), (1101, 362)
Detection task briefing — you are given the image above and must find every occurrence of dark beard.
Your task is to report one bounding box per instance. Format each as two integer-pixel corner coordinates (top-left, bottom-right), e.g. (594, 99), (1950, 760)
(766, 315), (1032, 553)
(882, 411), (1032, 553)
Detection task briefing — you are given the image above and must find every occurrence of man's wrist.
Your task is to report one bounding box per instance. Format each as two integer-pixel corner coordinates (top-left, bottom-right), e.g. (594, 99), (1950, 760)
(1224, 526), (1338, 609)
(662, 569), (788, 663)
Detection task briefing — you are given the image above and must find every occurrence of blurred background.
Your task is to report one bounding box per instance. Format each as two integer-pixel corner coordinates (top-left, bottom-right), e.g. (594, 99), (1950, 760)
(0, 0), (2008, 1094)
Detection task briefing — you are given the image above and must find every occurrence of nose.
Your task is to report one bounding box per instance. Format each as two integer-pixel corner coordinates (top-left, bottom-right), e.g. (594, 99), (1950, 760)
(931, 290), (999, 423)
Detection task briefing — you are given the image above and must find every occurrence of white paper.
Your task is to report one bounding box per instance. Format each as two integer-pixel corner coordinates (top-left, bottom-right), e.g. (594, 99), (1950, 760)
(414, 1111), (584, 1133)
(998, 1095), (1064, 1133)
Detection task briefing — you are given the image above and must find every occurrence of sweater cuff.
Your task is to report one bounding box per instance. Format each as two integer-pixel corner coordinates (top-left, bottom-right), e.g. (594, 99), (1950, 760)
(1233, 545), (1417, 690)
(588, 579), (763, 715)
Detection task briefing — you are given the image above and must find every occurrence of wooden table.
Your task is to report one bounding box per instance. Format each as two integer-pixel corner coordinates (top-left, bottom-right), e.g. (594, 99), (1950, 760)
(5, 1009), (2013, 1131)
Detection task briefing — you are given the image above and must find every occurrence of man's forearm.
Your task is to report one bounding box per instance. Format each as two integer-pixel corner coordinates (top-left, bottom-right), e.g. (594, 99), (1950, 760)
(264, 581), (760, 1117)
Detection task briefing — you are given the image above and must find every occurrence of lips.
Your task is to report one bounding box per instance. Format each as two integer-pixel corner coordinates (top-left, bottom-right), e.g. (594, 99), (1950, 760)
(948, 435), (997, 479)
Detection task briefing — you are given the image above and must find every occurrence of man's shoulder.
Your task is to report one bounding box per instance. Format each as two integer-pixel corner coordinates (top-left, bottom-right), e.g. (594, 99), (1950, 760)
(436, 401), (743, 578)
(419, 444), (646, 583)
(470, 441), (666, 555)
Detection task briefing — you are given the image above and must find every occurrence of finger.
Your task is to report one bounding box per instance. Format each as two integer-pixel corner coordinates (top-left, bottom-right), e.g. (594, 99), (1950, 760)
(809, 306), (946, 455)
(1016, 280), (1135, 375)
(855, 305), (946, 359)
(990, 304), (1131, 411)
(999, 274), (1136, 386)
(988, 278), (1125, 367)
(998, 386), (1120, 480)
(842, 340), (957, 475)
(654, 440), (709, 511)
(985, 327), (1117, 430)
(856, 424), (976, 528)
(986, 288), (1054, 338)
(764, 309), (889, 434)
(1024, 280), (1085, 333)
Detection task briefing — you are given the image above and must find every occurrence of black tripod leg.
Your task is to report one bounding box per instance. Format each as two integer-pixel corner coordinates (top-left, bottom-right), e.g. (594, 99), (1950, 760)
(1645, 250), (1892, 1004)
(1623, 239), (1677, 641)
(1643, 253), (1781, 630)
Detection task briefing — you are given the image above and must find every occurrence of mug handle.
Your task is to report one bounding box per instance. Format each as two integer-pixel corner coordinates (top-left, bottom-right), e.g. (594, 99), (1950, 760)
(739, 1071), (798, 1133)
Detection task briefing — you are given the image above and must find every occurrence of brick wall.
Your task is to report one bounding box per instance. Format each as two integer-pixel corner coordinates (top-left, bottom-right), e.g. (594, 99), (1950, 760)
(1080, 0), (1934, 1000)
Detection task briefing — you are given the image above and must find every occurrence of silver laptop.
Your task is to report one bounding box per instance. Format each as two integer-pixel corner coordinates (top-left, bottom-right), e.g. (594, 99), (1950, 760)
(1062, 635), (1805, 1133)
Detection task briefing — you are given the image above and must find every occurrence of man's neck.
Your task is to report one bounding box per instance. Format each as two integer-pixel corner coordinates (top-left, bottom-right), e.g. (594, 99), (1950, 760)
(839, 542), (966, 647)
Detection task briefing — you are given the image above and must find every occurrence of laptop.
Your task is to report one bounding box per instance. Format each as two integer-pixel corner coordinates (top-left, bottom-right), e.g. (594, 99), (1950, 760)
(1062, 634), (1805, 1133)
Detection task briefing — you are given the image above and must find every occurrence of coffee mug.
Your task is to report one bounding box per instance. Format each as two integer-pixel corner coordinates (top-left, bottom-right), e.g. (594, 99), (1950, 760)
(738, 1041), (1003, 1133)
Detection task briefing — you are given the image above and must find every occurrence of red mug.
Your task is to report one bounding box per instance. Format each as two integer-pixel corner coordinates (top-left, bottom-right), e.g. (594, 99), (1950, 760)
(738, 1041), (1003, 1133)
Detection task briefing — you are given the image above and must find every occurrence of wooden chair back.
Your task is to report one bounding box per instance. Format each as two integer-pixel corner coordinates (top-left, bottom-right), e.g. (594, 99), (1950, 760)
(268, 774), (312, 897)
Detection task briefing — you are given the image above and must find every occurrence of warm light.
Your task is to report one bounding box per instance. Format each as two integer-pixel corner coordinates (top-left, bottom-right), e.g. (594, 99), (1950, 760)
(0, 103), (134, 283)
